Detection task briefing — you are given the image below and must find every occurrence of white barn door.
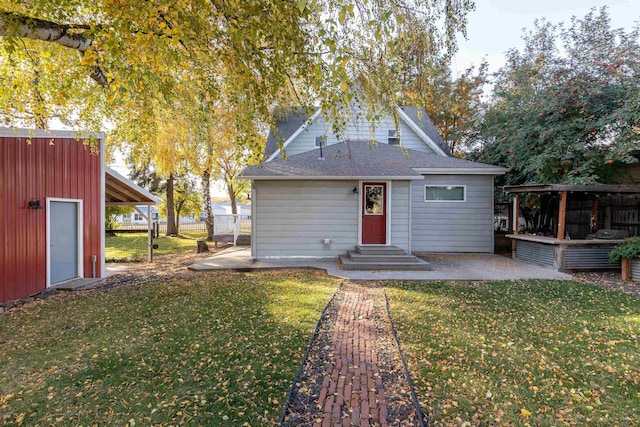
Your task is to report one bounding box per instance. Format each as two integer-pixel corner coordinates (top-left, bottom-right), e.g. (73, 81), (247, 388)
(48, 199), (83, 285)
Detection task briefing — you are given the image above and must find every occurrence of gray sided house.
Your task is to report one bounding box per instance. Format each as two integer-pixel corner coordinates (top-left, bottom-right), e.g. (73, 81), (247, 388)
(241, 106), (506, 260)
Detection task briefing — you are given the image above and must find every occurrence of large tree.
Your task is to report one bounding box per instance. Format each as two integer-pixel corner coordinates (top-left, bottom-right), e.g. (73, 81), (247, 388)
(209, 104), (262, 215)
(475, 8), (640, 185)
(388, 13), (487, 155)
(0, 1), (474, 140)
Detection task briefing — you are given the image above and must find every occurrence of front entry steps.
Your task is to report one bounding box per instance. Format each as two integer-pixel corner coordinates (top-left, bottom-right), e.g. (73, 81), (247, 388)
(338, 245), (432, 271)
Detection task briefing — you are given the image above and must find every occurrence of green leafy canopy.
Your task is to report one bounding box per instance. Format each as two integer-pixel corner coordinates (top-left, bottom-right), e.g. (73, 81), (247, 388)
(474, 7), (640, 185)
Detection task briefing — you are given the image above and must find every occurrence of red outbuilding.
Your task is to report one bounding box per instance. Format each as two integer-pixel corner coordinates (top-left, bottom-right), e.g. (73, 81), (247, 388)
(1, 128), (157, 303)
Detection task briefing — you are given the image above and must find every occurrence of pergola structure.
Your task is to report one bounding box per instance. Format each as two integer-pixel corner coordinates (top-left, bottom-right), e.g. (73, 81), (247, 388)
(105, 166), (160, 262)
(504, 184), (640, 240)
(503, 183), (640, 271)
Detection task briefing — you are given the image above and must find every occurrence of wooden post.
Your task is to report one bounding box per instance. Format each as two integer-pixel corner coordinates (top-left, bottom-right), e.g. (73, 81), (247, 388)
(605, 206), (612, 229)
(557, 191), (567, 241)
(512, 194), (519, 259)
(591, 196), (599, 234)
(622, 257), (631, 281)
(147, 204), (153, 262)
(513, 194), (520, 235)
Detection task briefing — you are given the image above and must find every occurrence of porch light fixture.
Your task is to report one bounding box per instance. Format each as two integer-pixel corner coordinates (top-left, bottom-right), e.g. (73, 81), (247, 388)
(352, 187), (359, 194)
(28, 199), (43, 210)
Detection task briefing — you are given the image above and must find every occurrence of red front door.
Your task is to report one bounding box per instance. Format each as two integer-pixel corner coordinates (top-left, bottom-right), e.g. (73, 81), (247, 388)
(362, 183), (386, 244)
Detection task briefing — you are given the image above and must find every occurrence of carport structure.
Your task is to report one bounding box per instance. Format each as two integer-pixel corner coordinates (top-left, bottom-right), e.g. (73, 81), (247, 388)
(105, 166), (160, 262)
(504, 184), (640, 270)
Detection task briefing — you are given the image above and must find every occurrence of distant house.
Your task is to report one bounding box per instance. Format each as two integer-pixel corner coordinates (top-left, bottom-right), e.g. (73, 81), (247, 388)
(240, 105), (506, 260)
(218, 200), (251, 216)
(117, 205), (160, 224)
(0, 128), (157, 303)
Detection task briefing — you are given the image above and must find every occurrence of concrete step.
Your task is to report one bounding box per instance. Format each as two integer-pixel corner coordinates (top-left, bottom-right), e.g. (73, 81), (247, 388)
(355, 245), (406, 256)
(347, 250), (417, 263)
(339, 255), (432, 271)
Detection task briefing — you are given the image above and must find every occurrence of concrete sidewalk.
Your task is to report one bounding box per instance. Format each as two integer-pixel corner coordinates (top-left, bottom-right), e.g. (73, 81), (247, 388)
(188, 247), (572, 281)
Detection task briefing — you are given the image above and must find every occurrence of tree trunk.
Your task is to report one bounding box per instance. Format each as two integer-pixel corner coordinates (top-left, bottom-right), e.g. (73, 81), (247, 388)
(202, 170), (214, 241)
(227, 181), (237, 215)
(0, 11), (108, 86)
(175, 200), (184, 234)
(165, 173), (178, 236)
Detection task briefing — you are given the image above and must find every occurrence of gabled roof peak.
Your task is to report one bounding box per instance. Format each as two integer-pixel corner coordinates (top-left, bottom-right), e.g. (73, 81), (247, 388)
(263, 106), (450, 160)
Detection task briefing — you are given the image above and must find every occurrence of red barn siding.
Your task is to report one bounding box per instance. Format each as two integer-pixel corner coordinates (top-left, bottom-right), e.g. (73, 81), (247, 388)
(0, 135), (102, 303)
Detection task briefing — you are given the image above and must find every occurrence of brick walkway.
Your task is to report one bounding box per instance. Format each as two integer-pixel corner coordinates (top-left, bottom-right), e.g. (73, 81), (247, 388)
(316, 285), (387, 427)
(282, 283), (419, 426)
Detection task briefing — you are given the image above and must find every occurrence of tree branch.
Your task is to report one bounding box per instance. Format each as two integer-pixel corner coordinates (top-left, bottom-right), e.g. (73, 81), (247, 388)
(0, 10), (108, 86)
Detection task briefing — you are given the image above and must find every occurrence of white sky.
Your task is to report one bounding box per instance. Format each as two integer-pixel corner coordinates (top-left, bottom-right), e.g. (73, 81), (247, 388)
(452, 0), (640, 75)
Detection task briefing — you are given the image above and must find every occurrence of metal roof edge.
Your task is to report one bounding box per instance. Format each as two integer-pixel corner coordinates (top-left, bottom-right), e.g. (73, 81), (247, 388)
(0, 127), (105, 140)
(105, 166), (160, 204)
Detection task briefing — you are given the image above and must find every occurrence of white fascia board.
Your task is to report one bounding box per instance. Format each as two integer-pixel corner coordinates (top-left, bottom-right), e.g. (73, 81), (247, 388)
(0, 127), (105, 140)
(413, 167), (508, 175)
(396, 107), (448, 157)
(265, 109), (323, 162)
(241, 175), (424, 181)
(105, 166), (161, 203)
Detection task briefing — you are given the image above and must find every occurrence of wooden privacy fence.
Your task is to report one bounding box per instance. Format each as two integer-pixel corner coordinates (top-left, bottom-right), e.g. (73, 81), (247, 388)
(566, 196), (639, 239)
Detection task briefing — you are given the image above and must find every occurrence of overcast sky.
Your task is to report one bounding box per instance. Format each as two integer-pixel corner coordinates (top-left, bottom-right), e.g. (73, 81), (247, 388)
(452, 0), (640, 75)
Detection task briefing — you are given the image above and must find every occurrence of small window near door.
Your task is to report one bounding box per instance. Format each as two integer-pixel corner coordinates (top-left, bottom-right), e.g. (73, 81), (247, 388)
(425, 185), (466, 202)
(387, 129), (399, 145)
(315, 135), (327, 147)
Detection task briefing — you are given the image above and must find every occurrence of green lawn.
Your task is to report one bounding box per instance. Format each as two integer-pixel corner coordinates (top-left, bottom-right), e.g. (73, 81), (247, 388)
(386, 280), (640, 426)
(0, 271), (337, 426)
(105, 232), (209, 262)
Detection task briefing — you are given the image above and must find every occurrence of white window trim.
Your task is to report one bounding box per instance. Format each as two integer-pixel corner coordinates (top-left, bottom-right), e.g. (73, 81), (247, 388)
(424, 185), (467, 202)
(387, 129), (400, 146)
(46, 198), (84, 288)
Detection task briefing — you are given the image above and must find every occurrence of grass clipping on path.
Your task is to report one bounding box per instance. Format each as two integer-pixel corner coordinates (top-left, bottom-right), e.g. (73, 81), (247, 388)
(386, 280), (640, 426)
(0, 271), (337, 426)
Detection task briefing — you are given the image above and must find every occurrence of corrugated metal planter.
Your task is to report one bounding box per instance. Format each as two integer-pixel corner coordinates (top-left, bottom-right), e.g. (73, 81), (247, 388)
(630, 258), (640, 282)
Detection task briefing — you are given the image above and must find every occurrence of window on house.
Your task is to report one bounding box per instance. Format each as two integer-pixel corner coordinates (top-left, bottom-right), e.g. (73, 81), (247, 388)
(134, 213), (143, 221)
(425, 185), (466, 202)
(152, 213), (159, 220)
(315, 135), (327, 147)
(387, 129), (399, 145)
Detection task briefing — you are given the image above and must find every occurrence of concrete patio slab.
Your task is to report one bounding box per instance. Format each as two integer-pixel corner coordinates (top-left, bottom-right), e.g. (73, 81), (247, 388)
(105, 263), (136, 277)
(188, 247), (572, 281)
(52, 277), (105, 291)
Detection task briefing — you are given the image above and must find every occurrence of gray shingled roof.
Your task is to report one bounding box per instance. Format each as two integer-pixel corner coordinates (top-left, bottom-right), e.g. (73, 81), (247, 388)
(263, 106), (450, 159)
(244, 140), (502, 178)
